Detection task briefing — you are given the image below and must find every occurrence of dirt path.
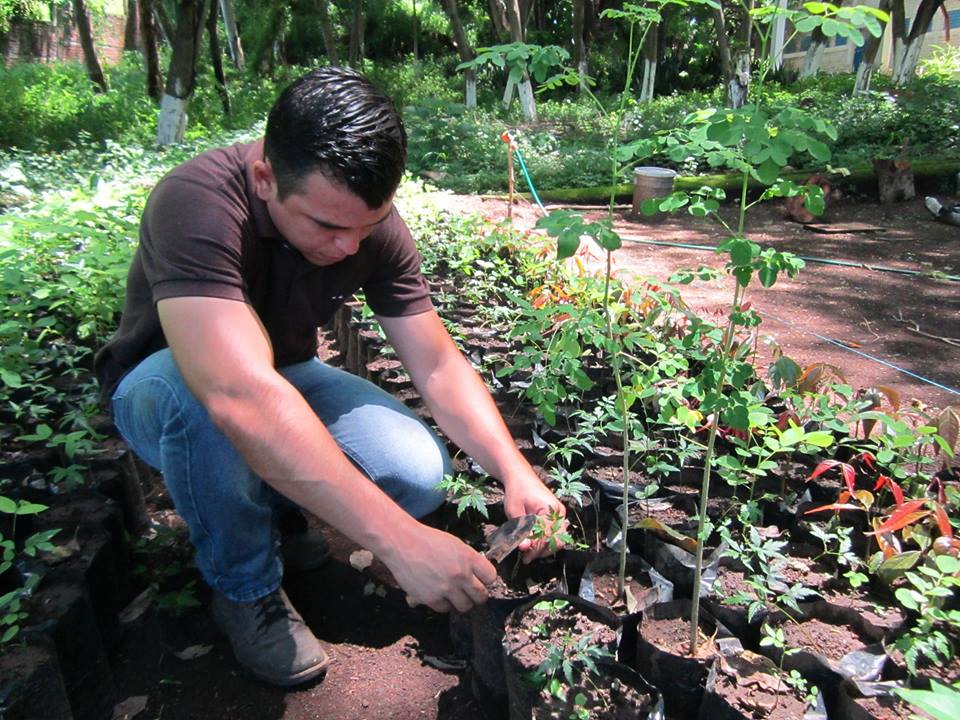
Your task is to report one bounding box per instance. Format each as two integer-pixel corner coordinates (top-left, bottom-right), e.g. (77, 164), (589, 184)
(443, 192), (960, 411)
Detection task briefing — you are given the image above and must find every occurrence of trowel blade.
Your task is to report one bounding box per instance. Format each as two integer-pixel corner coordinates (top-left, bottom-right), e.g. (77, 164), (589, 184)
(484, 514), (539, 562)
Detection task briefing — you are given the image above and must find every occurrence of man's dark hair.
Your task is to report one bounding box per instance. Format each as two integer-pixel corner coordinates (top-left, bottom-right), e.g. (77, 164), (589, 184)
(264, 66), (406, 208)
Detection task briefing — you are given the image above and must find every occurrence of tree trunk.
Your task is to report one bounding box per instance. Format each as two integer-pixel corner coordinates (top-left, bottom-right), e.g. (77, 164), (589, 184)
(639, 21), (657, 102)
(73, 0), (109, 92)
(157, 0), (209, 146)
(800, 27), (828, 78)
(503, 0), (536, 121)
(770, 0), (787, 70)
(892, 0), (944, 85)
(348, 0), (365, 68)
(487, 0), (509, 42)
(573, 0), (588, 95)
(317, 0), (338, 64)
(207, 0), (230, 115)
(442, 0), (477, 107)
(713, 4), (734, 93)
(139, 0), (163, 101)
(854, 0), (891, 94)
(412, 0), (419, 61)
(124, 0), (138, 51)
(219, 0), (244, 70)
(154, 1), (175, 44)
(801, 0), (843, 79)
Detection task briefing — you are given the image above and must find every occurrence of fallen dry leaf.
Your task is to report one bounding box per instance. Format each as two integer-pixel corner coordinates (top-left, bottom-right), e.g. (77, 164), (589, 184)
(349, 549), (374, 571)
(112, 695), (148, 720)
(118, 586), (154, 624)
(172, 644), (213, 660)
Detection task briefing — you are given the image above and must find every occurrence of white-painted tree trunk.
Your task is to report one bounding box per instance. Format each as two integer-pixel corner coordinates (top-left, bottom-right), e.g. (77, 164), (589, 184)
(854, 59), (877, 93)
(219, 0), (244, 69)
(502, 79), (516, 108)
(157, 94), (190, 146)
(893, 35), (926, 85)
(465, 74), (476, 108)
(578, 58), (588, 94)
(770, 0), (787, 70)
(800, 39), (827, 79)
(639, 58), (656, 102)
(517, 77), (537, 121)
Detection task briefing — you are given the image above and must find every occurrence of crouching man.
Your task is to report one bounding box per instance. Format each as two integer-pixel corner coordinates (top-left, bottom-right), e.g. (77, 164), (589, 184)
(95, 66), (564, 686)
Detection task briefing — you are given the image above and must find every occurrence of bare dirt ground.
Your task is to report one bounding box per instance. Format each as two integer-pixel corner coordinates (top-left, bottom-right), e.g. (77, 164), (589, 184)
(443, 192), (960, 412)
(107, 192), (959, 720)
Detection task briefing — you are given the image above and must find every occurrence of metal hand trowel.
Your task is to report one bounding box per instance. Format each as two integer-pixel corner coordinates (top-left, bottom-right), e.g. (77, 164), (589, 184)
(484, 514), (538, 562)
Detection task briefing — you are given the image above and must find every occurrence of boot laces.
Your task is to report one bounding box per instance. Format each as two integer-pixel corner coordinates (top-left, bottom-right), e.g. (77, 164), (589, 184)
(254, 592), (294, 634)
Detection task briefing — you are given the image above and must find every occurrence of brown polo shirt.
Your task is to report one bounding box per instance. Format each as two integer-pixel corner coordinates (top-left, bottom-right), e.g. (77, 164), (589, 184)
(94, 141), (433, 404)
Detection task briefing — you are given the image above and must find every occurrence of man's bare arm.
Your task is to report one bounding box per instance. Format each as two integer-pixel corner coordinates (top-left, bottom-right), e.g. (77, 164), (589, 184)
(157, 296), (495, 610)
(378, 310), (564, 559)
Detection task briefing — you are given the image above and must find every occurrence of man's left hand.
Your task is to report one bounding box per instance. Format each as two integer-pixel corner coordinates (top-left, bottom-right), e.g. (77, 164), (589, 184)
(503, 471), (567, 564)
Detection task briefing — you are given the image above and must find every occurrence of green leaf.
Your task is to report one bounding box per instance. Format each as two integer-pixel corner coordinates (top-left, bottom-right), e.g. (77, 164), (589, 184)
(803, 431), (835, 448)
(556, 230), (581, 259)
(15, 502), (47, 516)
(895, 681), (960, 720)
(0, 497), (17, 514)
(878, 550), (922, 583)
(895, 587), (920, 611)
(754, 158), (781, 185)
(757, 266), (778, 288)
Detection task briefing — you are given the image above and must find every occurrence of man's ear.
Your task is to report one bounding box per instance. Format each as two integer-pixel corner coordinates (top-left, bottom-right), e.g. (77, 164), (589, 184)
(251, 159), (278, 202)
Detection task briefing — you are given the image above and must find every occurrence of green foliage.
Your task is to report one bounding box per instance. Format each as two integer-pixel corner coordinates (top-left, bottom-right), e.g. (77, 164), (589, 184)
(893, 554), (960, 676)
(0, 497), (58, 644)
(895, 680), (960, 720)
(436, 473), (489, 519)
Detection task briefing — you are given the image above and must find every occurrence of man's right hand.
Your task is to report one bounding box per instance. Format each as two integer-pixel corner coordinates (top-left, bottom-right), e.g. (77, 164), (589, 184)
(380, 525), (496, 613)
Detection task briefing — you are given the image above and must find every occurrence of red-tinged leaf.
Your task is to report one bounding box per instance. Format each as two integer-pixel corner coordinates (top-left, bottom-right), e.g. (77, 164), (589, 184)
(804, 502), (863, 515)
(859, 452), (875, 469)
(797, 364), (825, 393)
(841, 463), (856, 494)
(809, 460), (857, 493)
(874, 475), (905, 507)
(933, 503), (953, 539)
(866, 502), (930, 536)
(809, 459), (842, 480)
(776, 410), (800, 431)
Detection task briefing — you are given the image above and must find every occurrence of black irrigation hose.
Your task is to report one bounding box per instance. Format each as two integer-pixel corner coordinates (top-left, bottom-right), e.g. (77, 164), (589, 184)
(617, 235), (960, 283)
(513, 146), (960, 398)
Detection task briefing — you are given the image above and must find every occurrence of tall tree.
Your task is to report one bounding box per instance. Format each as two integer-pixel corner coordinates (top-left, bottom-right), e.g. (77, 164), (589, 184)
(442, 0), (477, 107)
(348, 0), (366, 67)
(73, 0), (109, 92)
(853, 0), (892, 94)
(572, 0), (588, 95)
(219, 0), (244, 70)
(891, 0), (945, 85)
(487, 0), (509, 41)
(713, 0), (753, 107)
(317, 0), (338, 64)
(157, 0), (209, 146)
(154, 0), (175, 43)
(207, 0), (230, 115)
(800, 0), (847, 79)
(639, 19), (658, 102)
(139, 0), (163, 101)
(124, 0), (138, 51)
(502, 0), (536, 120)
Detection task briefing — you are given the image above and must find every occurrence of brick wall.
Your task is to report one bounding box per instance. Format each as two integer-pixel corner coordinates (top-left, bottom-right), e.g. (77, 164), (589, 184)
(1, 11), (133, 67)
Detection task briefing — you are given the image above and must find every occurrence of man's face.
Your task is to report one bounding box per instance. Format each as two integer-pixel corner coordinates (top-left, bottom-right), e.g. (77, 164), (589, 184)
(254, 162), (394, 266)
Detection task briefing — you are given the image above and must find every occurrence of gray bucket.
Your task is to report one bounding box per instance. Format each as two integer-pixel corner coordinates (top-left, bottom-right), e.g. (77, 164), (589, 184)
(632, 166), (677, 222)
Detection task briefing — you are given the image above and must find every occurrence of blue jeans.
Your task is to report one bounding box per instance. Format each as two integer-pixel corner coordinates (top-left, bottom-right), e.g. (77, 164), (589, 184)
(112, 349), (450, 602)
